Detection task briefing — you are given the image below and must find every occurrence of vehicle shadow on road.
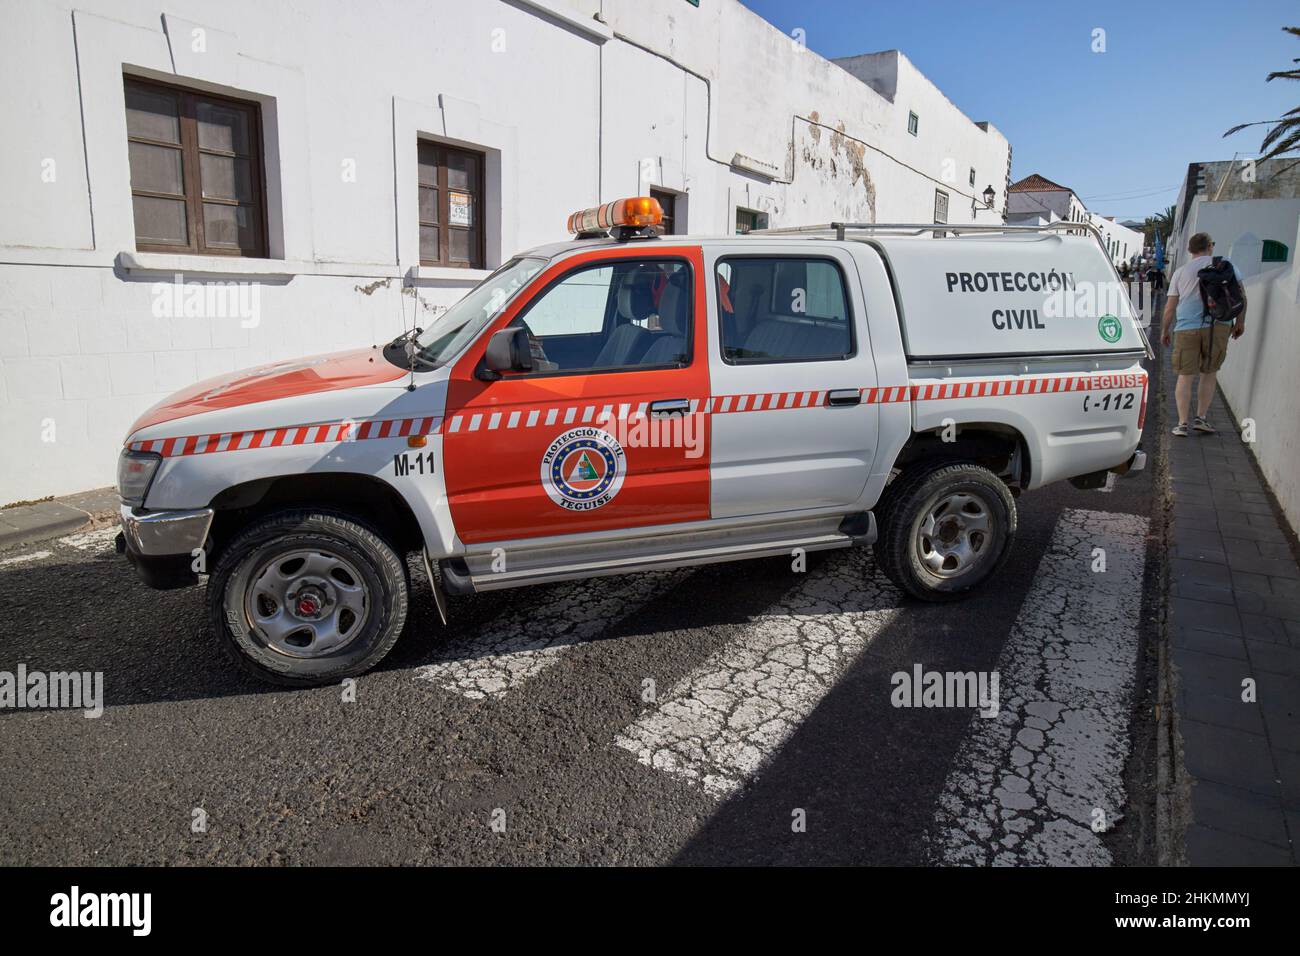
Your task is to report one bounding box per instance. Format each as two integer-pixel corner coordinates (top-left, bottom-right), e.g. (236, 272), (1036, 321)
(667, 495), (1060, 866)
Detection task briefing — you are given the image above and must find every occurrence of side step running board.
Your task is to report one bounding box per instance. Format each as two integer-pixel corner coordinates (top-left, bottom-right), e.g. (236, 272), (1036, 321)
(440, 512), (876, 595)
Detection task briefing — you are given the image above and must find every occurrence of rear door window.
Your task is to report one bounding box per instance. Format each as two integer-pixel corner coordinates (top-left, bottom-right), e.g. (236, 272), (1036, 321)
(716, 257), (853, 364)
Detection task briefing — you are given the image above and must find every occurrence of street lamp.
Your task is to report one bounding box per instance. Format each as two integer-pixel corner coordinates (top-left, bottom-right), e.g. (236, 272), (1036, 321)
(972, 184), (996, 214)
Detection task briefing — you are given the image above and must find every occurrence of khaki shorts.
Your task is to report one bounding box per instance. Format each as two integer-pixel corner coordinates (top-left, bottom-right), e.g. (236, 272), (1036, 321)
(1172, 325), (1231, 375)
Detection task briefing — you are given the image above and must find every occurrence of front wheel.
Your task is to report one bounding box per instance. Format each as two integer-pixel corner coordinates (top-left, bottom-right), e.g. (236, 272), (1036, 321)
(207, 510), (409, 686)
(873, 462), (1016, 602)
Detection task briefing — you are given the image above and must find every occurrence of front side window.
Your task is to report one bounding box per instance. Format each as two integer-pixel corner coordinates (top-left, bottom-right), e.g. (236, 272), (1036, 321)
(125, 77), (268, 256)
(507, 259), (693, 375)
(412, 257), (545, 368)
(715, 257), (852, 364)
(418, 142), (485, 269)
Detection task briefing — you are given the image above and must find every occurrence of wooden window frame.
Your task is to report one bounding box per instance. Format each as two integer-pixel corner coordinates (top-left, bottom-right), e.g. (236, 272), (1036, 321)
(650, 188), (678, 237)
(125, 75), (269, 258)
(418, 141), (486, 270)
(907, 111), (919, 136)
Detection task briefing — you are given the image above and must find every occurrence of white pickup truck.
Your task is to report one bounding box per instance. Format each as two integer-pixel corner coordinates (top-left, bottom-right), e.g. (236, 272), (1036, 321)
(116, 198), (1150, 685)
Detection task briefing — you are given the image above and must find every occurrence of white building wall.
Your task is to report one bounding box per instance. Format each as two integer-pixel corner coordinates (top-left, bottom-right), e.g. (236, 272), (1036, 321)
(0, 0), (1011, 503)
(1215, 217), (1300, 531)
(1088, 214), (1144, 266)
(1168, 195), (1300, 278)
(1008, 189), (1079, 223)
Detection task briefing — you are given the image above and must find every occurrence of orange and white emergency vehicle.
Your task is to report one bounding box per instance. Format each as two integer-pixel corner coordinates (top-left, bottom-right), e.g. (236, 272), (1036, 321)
(116, 197), (1150, 685)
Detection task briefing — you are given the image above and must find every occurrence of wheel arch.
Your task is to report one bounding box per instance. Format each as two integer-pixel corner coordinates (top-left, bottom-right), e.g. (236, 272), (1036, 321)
(895, 421), (1031, 488)
(207, 473), (425, 560)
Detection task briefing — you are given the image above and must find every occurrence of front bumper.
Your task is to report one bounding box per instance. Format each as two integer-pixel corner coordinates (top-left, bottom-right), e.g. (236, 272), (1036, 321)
(118, 505), (214, 590)
(119, 504), (214, 556)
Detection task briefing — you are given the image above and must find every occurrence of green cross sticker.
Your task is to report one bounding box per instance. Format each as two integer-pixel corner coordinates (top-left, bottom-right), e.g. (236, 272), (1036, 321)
(1098, 314), (1122, 344)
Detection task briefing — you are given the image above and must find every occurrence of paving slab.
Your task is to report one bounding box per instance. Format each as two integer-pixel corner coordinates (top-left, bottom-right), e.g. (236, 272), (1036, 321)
(1164, 350), (1300, 864)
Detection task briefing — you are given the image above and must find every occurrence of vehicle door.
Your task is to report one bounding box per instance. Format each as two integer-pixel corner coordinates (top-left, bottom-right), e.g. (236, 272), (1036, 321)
(443, 245), (711, 544)
(705, 246), (880, 519)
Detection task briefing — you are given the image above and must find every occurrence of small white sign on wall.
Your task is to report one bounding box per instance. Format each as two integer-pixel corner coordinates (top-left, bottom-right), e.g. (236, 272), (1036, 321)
(449, 191), (472, 226)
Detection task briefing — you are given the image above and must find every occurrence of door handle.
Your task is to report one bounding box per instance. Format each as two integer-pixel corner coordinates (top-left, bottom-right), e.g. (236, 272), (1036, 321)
(649, 398), (691, 417)
(825, 389), (862, 407)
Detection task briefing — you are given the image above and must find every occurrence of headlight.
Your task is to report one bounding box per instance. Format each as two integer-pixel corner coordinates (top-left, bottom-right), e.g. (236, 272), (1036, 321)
(117, 449), (162, 507)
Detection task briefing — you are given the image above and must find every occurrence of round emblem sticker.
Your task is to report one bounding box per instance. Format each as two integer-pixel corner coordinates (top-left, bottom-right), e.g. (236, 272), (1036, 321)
(1098, 314), (1122, 344)
(540, 427), (627, 511)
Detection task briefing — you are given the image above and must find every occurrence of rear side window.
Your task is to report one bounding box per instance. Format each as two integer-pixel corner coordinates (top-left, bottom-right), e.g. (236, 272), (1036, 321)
(715, 257), (853, 364)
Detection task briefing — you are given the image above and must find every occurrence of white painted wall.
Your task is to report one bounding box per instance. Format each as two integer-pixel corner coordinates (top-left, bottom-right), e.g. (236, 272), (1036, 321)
(1215, 216), (1300, 532)
(1168, 195), (1299, 279)
(0, 0), (1010, 503)
(1088, 214), (1144, 266)
(1008, 188), (1086, 225)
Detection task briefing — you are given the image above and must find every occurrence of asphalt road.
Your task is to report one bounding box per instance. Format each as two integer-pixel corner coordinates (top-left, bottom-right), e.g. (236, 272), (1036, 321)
(0, 433), (1164, 866)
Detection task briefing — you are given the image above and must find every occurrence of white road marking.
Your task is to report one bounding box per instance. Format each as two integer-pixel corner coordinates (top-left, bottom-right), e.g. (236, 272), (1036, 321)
(57, 527), (120, 552)
(415, 569), (690, 700)
(0, 550), (52, 567)
(931, 508), (1148, 866)
(614, 548), (902, 797)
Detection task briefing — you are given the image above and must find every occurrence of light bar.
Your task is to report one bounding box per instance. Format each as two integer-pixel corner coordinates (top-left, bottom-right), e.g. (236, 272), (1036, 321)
(566, 197), (663, 236)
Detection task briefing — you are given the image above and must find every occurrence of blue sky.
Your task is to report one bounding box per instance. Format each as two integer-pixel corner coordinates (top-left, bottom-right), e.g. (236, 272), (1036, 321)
(738, 0), (1298, 222)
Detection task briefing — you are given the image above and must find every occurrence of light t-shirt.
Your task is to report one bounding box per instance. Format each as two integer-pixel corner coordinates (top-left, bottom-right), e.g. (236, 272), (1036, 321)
(1169, 255), (1243, 332)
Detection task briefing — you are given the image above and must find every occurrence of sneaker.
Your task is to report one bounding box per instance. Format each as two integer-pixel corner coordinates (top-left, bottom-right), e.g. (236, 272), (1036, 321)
(1193, 416), (1217, 434)
(1171, 423), (1189, 437)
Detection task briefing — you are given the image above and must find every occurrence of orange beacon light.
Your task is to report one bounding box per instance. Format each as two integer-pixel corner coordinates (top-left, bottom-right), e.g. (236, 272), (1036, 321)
(566, 197), (664, 239)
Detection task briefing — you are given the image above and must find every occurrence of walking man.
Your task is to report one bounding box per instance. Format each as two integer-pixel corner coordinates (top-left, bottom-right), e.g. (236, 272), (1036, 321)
(1160, 232), (1247, 436)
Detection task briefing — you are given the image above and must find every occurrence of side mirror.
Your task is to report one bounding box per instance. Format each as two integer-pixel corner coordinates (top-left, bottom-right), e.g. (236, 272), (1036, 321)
(482, 327), (535, 377)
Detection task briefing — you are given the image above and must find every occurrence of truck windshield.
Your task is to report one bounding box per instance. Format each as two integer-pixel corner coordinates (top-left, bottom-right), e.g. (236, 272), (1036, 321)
(411, 257), (546, 367)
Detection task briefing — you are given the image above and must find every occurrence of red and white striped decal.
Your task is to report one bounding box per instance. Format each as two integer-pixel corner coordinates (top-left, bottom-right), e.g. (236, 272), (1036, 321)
(710, 372), (1145, 414)
(129, 415), (446, 458)
(128, 372), (1146, 457)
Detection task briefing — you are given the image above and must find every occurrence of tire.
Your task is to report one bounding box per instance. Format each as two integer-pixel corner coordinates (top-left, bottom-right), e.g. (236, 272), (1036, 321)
(873, 461), (1016, 602)
(207, 510), (409, 686)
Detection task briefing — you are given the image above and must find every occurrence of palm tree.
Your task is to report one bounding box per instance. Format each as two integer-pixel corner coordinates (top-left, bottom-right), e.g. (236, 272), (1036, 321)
(1224, 26), (1300, 168)
(1140, 205), (1176, 247)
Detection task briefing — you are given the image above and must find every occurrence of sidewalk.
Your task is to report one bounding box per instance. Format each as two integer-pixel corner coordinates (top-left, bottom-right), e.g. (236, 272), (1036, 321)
(0, 487), (118, 552)
(1164, 350), (1300, 864)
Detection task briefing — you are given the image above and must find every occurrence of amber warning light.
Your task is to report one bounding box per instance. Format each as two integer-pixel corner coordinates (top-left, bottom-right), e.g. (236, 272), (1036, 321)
(567, 197), (663, 239)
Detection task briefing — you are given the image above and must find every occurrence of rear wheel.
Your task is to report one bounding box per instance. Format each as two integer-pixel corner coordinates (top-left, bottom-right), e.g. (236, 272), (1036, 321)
(208, 510), (409, 686)
(873, 461), (1016, 602)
